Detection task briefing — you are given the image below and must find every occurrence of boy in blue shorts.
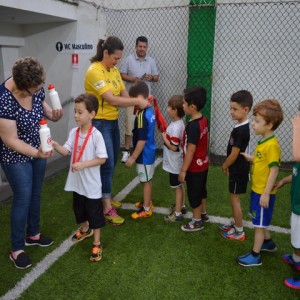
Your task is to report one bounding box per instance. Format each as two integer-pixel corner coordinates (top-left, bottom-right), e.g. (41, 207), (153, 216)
(237, 99), (283, 267)
(220, 90), (253, 241)
(274, 113), (300, 289)
(125, 81), (156, 219)
(179, 86), (209, 232)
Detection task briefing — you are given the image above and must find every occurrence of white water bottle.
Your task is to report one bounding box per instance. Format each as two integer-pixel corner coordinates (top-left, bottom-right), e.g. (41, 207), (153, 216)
(39, 119), (53, 152)
(48, 84), (62, 109)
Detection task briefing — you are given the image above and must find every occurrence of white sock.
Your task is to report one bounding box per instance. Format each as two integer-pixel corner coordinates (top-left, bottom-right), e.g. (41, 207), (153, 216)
(175, 211), (182, 217)
(144, 206), (150, 212)
(192, 218), (201, 223)
(235, 226), (243, 233)
(292, 253), (300, 263)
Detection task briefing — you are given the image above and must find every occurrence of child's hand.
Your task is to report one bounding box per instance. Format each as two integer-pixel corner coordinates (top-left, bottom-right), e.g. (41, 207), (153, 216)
(72, 162), (84, 171)
(125, 156), (135, 168)
(51, 140), (57, 147)
(221, 164), (229, 176)
(161, 132), (168, 143)
(178, 170), (186, 183)
(240, 152), (253, 162)
(274, 179), (285, 190)
(259, 193), (270, 208)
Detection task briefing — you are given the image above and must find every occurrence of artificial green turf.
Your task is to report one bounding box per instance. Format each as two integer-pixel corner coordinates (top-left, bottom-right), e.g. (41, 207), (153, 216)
(0, 158), (298, 299)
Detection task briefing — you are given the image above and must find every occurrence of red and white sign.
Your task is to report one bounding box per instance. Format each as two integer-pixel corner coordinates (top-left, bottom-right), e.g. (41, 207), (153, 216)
(72, 53), (79, 69)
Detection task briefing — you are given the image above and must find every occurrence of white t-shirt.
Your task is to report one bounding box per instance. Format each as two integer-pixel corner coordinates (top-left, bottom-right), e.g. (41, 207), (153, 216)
(162, 119), (185, 174)
(64, 127), (108, 199)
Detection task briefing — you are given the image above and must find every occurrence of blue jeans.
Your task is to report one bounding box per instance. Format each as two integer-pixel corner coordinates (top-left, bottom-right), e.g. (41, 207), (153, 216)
(92, 119), (120, 199)
(2, 158), (46, 251)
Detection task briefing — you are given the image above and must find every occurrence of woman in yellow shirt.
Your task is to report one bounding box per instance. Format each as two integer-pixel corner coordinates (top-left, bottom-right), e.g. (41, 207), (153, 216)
(85, 36), (148, 225)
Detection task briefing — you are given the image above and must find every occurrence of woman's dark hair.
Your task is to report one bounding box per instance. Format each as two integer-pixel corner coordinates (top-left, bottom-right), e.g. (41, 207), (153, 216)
(90, 36), (124, 63)
(168, 95), (185, 118)
(75, 93), (99, 114)
(12, 56), (45, 90)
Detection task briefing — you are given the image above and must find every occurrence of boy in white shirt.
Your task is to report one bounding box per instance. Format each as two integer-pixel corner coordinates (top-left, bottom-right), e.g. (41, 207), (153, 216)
(52, 93), (107, 262)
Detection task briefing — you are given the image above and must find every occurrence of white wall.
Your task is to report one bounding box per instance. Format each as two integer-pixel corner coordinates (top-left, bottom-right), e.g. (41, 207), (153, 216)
(0, 0), (107, 163)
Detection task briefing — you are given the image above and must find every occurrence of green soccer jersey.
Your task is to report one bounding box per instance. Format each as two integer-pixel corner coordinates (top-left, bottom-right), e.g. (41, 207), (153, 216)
(291, 162), (300, 215)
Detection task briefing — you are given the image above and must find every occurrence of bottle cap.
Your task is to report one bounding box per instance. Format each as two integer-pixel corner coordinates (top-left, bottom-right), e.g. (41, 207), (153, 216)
(39, 118), (48, 125)
(48, 84), (55, 90)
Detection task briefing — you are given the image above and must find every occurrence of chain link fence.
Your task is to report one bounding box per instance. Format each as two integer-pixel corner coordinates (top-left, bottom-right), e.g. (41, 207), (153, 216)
(104, 0), (300, 165)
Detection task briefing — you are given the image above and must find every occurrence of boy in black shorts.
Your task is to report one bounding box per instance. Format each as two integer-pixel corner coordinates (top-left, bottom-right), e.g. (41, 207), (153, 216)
(219, 90), (253, 240)
(179, 86), (209, 232)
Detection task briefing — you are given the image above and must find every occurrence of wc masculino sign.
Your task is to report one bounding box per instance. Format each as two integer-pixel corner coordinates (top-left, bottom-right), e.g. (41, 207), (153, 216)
(55, 41), (95, 53)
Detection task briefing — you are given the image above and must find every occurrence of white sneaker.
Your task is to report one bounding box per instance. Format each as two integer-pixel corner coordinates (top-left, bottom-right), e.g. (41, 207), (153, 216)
(121, 151), (130, 163)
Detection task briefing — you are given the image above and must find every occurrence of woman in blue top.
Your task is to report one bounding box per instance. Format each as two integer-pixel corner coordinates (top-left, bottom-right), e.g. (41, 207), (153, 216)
(0, 57), (63, 269)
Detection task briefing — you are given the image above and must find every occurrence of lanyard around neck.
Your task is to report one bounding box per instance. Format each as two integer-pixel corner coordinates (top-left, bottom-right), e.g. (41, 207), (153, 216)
(72, 125), (93, 167)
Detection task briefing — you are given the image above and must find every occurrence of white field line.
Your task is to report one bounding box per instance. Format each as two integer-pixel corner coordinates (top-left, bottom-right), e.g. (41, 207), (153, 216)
(1, 156), (290, 299)
(0, 235), (74, 300)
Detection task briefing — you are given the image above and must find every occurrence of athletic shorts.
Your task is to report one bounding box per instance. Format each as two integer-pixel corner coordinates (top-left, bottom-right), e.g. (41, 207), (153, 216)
(291, 212), (300, 249)
(136, 163), (155, 183)
(229, 177), (248, 194)
(169, 172), (182, 188)
(250, 190), (276, 228)
(73, 192), (105, 229)
(125, 106), (135, 136)
(186, 170), (208, 209)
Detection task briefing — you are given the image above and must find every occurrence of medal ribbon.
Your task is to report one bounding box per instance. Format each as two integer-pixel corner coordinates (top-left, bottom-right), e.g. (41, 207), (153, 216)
(72, 125), (93, 171)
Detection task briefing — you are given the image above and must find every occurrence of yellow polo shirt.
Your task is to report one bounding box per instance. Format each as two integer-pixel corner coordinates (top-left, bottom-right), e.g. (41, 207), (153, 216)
(252, 135), (281, 194)
(84, 62), (125, 120)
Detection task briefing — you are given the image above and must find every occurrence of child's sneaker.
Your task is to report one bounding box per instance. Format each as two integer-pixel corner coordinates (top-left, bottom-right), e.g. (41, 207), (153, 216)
(284, 276), (300, 290)
(111, 199), (122, 209)
(90, 244), (102, 262)
(104, 208), (125, 225)
(72, 227), (94, 242)
(134, 201), (154, 210)
(131, 207), (153, 219)
(25, 235), (53, 247)
(181, 220), (204, 232)
(9, 251), (32, 269)
(121, 150), (130, 163)
(261, 239), (278, 252)
(169, 204), (187, 215)
(181, 205), (188, 215)
(201, 213), (209, 222)
(219, 223), (234, 232)
(282, 254), (300, 271)
(237, 252), (262, 267)
(164, 212), (184, 222)
(221, 227), (246, 241)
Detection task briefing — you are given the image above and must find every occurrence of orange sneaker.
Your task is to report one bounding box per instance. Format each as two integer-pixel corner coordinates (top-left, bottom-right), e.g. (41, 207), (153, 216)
(134, 201), (154, 210)
(131, 207), (153, 220)
(90, 243), (102, 262)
